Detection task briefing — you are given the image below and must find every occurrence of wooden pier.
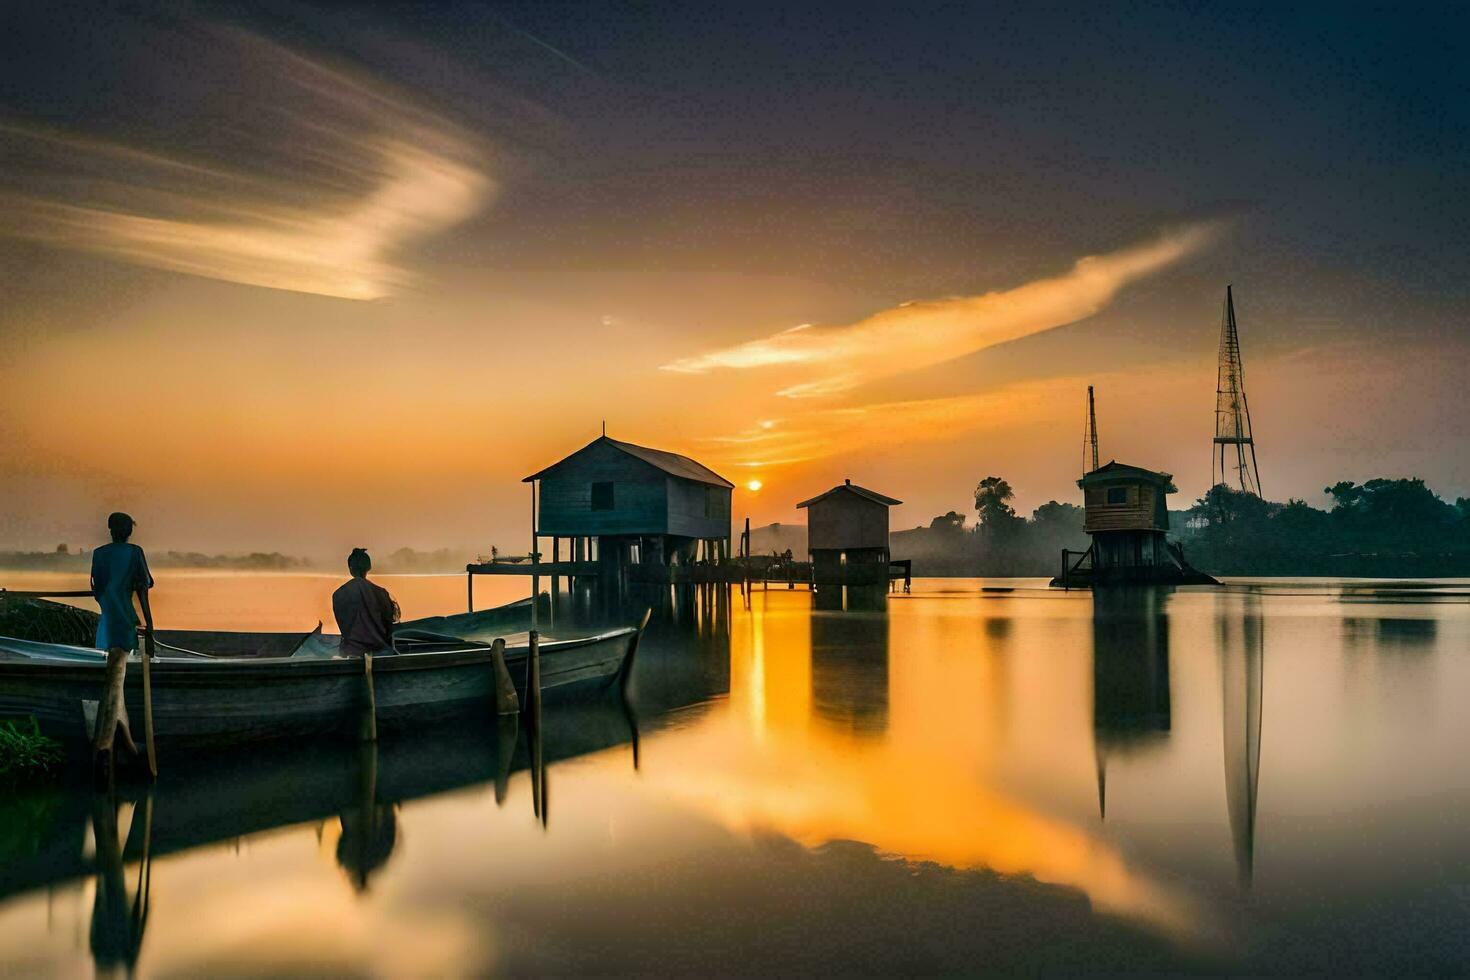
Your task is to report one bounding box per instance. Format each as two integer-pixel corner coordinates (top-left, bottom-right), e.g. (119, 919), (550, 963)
(464, 557), (911, 611)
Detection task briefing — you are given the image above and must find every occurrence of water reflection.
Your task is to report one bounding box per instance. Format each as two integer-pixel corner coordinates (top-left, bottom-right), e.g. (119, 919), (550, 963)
(1345, 615), (1438, 650)
(90, 793), (152, 977)
(336, 744), (398, 892)
(1, 698), (648, 974)
(1091, 587), (1173, 821)
(1218, 593), (1264, 887)
(810, 587), (890, 735)
(8, 577), (1470, 973)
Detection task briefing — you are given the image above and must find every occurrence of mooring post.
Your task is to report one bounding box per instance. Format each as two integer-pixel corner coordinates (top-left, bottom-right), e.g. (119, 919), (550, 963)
(527, 630), (544, 753)
(141, 629), (158, 779)
(467, 569), (474, 614)
(490, 637), (518, 715)
(361, 652), (378, 742)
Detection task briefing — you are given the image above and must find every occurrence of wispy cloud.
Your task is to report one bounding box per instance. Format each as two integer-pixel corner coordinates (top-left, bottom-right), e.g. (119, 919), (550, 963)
(0, 30), (494, 300)
(663, 224), (1219, 397)
(698, 381), (1068, 470)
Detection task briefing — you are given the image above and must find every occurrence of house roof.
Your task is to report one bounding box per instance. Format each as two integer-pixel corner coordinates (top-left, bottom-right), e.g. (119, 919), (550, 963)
(522, 436), (735, 488)
(796, 481), (903, 509)
(1078, 461), (1177, 491)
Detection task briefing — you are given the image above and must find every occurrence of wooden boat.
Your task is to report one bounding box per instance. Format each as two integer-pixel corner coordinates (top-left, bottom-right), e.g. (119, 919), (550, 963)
(0, 599), (648, 753)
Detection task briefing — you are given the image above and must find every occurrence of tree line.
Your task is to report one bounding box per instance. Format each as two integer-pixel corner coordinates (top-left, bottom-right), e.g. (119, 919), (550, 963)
(890, 475), (1470, 578)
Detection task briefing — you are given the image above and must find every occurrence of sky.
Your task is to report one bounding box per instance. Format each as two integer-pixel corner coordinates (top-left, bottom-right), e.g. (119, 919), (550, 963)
(1, 2), (1467, 555)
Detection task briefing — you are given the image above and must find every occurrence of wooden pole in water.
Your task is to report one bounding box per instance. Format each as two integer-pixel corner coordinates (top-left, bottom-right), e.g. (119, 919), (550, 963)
(141, 629), (158, 780)
(490, 637), (519, 714)
(361, 652), (378, 742)
(528, 629), (543, 731)
(527, 628), (545, 825)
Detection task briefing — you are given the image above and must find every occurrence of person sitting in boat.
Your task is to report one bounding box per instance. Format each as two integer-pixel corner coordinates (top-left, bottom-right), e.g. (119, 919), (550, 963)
(332, 548), (400, 656)
(90, 511), (154, 760)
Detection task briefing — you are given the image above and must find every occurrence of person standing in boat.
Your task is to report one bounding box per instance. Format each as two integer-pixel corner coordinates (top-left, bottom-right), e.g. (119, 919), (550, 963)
(90, 511), (154, 762)
(332, 548), (400, 656)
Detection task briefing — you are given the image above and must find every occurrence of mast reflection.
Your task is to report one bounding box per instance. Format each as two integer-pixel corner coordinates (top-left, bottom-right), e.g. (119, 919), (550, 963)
(1218, 592), (1264, 887)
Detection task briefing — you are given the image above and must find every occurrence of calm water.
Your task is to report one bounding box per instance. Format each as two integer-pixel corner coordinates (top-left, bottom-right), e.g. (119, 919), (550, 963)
(3, 573), (1470, 975)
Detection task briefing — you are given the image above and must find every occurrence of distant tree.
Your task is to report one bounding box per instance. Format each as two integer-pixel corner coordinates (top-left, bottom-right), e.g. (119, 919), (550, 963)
(928, 511), (967, 535)
(55, 543), (67, 554)
(1030, 500), (1083, 529)
(1195, 483), (1274, 528)
(1325, 481), (1363, 512)
(974, 477), (1020, 528)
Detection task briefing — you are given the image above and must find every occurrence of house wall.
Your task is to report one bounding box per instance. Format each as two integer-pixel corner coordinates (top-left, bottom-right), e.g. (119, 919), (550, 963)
(536, 442), (670, 536)
(807, 495), (890, 552)
(1083, 482), (1167, 533)
(666, 476), (731, 541)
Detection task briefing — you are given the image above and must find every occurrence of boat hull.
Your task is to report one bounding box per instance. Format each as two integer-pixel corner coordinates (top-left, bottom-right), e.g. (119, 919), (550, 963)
(0, 627), (637, 752)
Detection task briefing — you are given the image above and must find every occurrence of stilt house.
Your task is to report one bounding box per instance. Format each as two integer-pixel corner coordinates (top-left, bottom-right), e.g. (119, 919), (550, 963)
(797, 480), (901, 584)
(523, 436), (734, 572)
(1074, 461), (1213, 585)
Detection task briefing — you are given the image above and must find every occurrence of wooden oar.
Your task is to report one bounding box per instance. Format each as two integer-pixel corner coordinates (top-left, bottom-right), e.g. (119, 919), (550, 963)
(141, 629), (158, 779)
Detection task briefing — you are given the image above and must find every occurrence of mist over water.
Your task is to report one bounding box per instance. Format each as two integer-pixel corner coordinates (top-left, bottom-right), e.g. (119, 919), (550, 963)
(3, 574), (1469, 973)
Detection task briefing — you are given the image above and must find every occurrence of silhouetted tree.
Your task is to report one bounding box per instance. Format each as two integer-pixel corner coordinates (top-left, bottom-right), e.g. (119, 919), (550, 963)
(928, 511), (967, 535)
(974, 477), (1020, 528)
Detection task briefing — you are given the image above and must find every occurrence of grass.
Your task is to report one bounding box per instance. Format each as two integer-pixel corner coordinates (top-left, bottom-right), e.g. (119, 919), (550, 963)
(0, 717), (66, 787)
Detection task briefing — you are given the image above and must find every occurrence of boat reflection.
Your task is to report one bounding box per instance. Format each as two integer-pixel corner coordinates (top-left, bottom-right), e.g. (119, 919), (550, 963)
(1091, 587), (1173, 821)
(1, 592), (737, 975)
(2, 702), (644, 973)
(1219, 592), (1264, 887)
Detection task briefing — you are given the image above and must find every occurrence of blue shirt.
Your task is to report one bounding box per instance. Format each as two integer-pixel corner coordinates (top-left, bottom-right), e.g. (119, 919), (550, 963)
(91, 542), (153, 651)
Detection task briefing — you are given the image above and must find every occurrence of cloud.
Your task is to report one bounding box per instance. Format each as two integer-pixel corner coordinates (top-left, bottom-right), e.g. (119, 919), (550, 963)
(0, 29), (494, 300)
(662, 224), (1219, 397)
(698, 379), (1071, 469)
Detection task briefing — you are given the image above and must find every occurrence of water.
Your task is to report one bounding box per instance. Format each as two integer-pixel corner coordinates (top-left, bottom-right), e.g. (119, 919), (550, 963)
(2, 574), (1469, 974)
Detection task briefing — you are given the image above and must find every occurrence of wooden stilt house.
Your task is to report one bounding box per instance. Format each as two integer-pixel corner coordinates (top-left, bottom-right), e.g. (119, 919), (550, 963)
(797, 480), (902, 586)
(522, 436), (734, 579)
(1057, 461), (1216, 586)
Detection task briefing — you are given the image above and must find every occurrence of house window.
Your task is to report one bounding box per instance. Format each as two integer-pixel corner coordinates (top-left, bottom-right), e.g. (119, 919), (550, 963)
(1106, 486), (1128, 505)
(591, 482), (614, 511)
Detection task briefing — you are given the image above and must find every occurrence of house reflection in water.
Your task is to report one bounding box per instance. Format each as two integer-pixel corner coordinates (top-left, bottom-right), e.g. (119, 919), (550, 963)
(1219, 593), (1264, 887)
(810, 585), (890, 735)
(1091, 587), (1173, 821)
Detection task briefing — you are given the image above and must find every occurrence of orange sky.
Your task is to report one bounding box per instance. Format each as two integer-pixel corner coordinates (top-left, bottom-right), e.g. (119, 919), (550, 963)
(2, 14), (1467, 555)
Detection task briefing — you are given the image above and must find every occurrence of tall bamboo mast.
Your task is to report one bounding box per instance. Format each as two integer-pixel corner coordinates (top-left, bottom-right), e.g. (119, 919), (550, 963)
(1212, 286), (1262, 495)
